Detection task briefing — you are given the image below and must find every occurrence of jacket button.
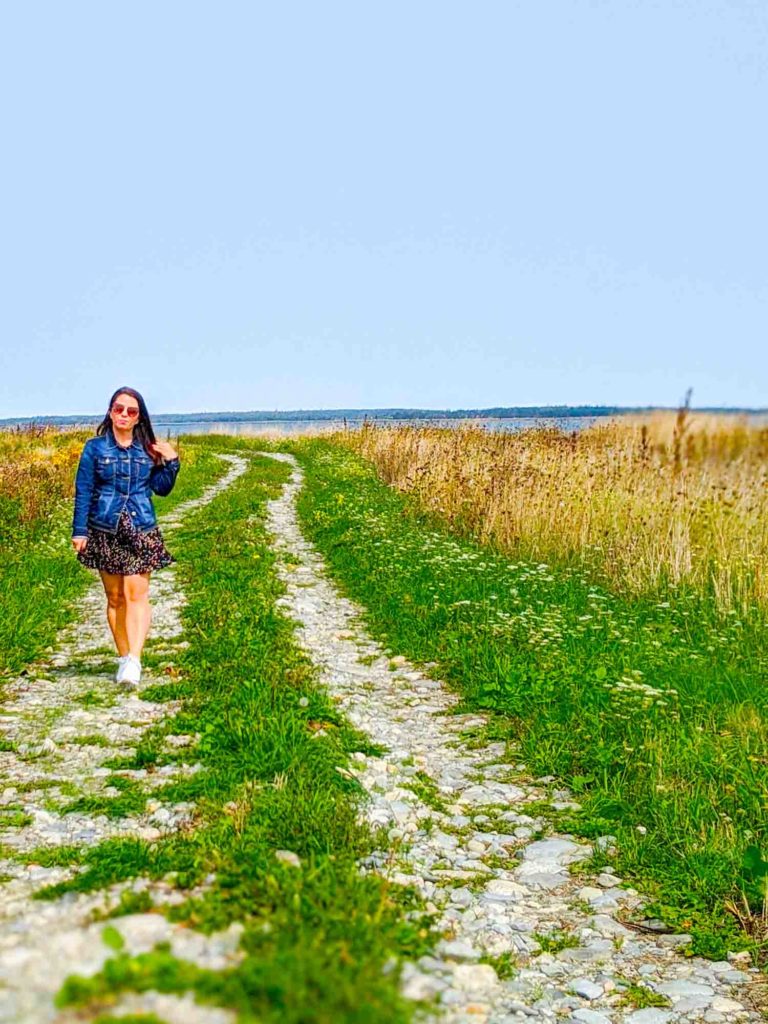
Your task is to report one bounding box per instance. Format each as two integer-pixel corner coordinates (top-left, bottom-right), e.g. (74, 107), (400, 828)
(131, 511), (136, 516)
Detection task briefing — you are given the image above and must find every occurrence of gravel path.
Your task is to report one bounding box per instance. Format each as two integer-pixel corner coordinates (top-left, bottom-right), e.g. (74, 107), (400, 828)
(0, 454), (248, 1024)
(263, 451), (763, 1024)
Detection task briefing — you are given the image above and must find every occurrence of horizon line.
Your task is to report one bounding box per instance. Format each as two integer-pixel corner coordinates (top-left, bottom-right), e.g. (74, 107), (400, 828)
(2, 403), (767, 425)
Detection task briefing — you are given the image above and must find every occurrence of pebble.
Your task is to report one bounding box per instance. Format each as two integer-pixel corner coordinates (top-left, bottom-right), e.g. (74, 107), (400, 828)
(571, 979), (603, 1000)
(596, 873), (622, 888)
(274, 849), (302, 869)
(711, 996), (747, 1012)
(438, 939), (481, 961)
(453, 963), (501, 993)
(577, 887), (604, 902)
(625, 1011), (673, 1024)
(571, 1010), (612, 1024)
(658, 979), (715, 998)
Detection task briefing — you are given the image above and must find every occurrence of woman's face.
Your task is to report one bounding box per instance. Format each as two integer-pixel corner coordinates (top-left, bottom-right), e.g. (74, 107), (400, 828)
(110, 392), (141, 432)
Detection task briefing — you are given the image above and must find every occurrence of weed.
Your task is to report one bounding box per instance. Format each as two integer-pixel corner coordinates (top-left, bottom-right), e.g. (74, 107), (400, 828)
(532, 929), (580, 955)
(617, 983), (671, 1009)
(480, 950), (517, 979)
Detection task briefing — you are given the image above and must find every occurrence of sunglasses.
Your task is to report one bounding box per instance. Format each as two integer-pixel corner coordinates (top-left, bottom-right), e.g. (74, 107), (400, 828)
(112, 403), (140, 418)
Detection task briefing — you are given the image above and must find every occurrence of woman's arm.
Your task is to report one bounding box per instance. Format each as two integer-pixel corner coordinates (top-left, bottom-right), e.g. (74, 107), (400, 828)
(72, 442), (96, 538)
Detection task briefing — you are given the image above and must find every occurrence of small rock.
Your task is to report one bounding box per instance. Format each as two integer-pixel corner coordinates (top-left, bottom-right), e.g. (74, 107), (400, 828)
(437, 939), (480, 961)
(726, 950), (752, 967)
(522, 839), (586, 863)
(658, 980), (714, 999)
(165, 733), (195, 748)
(452, 963), (500, 993)
(401, 970), (446, 1000)
(589, 915), (633, 938)
(710, 997), (746, 1013)
(557, 942), (613, 963)
(571, 979), (603, 1001)
(572, 1011), (612, 1024)
(483, 879), (524, 901)
(674, 997), (714, 1013)
(596, 873), (622, 887)
(274, 850), (301, 869)
(636, 918), (669, 933)
(450, 887), (473, 907)
(518, 869), (569, 890)
(594, 835), (616, 853)
(577, 887), (604, 902)
(625, 1011), (672, 1024)
(656, 933), (692, 948)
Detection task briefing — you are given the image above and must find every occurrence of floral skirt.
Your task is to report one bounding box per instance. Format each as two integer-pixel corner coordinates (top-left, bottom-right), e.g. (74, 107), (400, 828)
(77, 508), (174, 576)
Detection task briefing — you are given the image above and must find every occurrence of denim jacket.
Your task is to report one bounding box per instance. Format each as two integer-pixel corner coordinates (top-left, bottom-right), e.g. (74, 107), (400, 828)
(72, 429), (181, 538)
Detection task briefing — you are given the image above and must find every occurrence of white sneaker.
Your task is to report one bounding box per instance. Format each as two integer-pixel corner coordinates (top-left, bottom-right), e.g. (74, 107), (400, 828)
(115, 655), (130, 683)
(121, 655), (142, 687)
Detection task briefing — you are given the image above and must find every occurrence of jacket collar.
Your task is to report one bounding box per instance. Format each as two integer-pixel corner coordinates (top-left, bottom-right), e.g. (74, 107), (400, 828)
(105, 426), (141, 451)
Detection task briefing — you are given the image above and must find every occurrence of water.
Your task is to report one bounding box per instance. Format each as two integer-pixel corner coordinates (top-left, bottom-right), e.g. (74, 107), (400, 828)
(155, 415), (603, 438)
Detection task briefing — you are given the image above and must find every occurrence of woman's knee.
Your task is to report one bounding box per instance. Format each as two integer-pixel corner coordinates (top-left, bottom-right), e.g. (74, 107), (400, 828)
(105, 588), (126, 610)
(123, 574), (150, 604)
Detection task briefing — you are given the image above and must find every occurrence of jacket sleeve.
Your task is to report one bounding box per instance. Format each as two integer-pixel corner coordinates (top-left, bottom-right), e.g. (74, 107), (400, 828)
(149, 457), (181, 497)
(72, 442), (96, 537)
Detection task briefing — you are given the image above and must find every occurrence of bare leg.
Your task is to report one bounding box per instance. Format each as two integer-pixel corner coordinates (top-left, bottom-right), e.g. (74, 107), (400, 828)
(124, 572), (152, 659)
(99, 571), (129, 655)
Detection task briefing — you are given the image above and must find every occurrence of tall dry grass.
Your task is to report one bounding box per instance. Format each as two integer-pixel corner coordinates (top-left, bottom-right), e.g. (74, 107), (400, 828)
(339, 410), (768, 613)
(0, 425), (90, 541)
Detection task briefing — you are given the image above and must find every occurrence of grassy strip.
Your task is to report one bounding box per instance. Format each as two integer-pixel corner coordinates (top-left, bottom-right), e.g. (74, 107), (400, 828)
(53, 439), (431, 1023)
(0, 441), (228, 681)
(289, 439), (768, 960)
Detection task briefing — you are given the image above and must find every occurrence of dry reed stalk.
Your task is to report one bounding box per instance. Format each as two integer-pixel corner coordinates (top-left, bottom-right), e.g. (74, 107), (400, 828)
(336, 414), (768, 613)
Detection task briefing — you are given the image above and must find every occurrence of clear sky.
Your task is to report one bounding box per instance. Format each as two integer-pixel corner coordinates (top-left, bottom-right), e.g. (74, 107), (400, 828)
(1, 1), (766, 416)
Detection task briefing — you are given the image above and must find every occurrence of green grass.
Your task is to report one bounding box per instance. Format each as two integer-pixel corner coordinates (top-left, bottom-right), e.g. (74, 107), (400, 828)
(63, 775), (148, 819)
(616, 982), (671, 1010)
(532, 929), (580, 955)
(289, 438), (768, 959)
(93, 1014), (169, 1024)
(48, 438), (433, 1023)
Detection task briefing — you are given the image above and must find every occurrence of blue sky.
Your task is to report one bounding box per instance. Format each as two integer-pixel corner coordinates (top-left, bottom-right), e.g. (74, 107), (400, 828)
(1, 1), (765, 416)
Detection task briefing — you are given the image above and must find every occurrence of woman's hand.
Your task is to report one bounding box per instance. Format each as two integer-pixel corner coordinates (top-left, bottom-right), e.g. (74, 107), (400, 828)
(72, 537), (88, 553)
(149, 441), (178, 460)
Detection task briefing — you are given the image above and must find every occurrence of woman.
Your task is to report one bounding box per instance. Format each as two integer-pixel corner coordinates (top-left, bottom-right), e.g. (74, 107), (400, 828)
(71, 387), (181, 686)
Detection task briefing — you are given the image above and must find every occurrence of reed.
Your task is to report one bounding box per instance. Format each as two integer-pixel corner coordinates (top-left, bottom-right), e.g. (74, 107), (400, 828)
(339, 411), (768, 613)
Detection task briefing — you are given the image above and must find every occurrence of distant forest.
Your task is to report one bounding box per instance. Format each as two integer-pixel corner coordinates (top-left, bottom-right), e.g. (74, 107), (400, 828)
(1, 405), (763, 427)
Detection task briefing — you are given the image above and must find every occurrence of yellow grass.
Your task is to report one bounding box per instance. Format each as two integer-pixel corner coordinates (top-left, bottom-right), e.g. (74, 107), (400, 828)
(338, 411), (768, 613)
(0, 425), (89, 529)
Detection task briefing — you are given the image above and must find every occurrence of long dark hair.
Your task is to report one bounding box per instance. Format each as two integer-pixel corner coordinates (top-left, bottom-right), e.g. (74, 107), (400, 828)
(96, 386), (162, 464)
